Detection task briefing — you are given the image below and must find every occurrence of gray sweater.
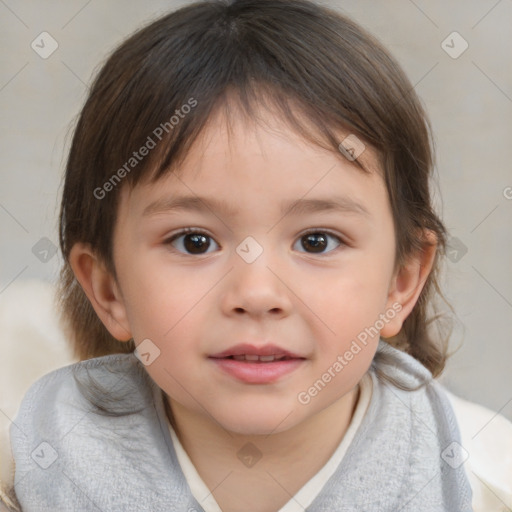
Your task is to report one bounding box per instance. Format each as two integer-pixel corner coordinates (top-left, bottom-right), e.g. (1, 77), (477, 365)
(9, 340), (473, 511)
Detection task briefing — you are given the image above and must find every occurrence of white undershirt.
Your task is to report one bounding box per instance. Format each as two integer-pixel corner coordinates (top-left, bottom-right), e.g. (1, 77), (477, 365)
(168, 372), (373, 512)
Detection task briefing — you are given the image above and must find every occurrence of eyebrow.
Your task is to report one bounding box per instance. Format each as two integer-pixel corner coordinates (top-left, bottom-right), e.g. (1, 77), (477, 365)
(142, 194), (370, 218)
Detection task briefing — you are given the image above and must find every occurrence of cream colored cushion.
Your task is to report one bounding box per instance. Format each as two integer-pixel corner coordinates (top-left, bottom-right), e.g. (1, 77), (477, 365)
(0, 279), (76, 494)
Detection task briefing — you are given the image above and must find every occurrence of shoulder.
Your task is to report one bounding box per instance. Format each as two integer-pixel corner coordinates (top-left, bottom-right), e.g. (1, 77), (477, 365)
(311, 341), (474, 510)
(371, 339), (434, 389)
(16, 352), (143, 394)
(8, 353), (188, 510)
(371, 340), (460, 426)
(13, 352), (149, 418)
(369, 340), (465, 450)
(10, 352), (157, 469)
(364, 340), (473, 510)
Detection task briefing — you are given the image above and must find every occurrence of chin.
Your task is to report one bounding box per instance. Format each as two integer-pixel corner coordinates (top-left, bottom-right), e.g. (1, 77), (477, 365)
(217, 407), (303, 437)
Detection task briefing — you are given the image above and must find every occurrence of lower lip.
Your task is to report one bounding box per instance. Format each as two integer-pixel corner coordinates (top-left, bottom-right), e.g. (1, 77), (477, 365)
(209, 357), (304, 384)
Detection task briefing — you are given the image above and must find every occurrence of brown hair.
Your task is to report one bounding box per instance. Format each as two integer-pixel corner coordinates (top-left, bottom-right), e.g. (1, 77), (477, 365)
(58, 0), (450, 377)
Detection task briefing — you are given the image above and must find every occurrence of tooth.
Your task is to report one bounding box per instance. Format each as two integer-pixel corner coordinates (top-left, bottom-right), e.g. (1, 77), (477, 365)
(245, 354), (259, 361)
(259, 355), (275, 362)
(233, 355), (246, 361)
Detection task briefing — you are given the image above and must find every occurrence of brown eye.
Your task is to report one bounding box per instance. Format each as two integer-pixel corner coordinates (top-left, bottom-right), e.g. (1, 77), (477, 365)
(302, 233), (327, 252)
(183, 233), (210, 254)
(167, 230), (219, 255)
(294, 231), (342, 254)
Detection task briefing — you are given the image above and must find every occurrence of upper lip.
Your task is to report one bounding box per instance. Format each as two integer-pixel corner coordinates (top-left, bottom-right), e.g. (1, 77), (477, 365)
(209, 343), (305, 359)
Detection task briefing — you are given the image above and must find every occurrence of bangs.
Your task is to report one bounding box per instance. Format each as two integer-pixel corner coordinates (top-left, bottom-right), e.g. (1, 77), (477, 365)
(83, 0), (403, 198)
(131, 83), (374, 190)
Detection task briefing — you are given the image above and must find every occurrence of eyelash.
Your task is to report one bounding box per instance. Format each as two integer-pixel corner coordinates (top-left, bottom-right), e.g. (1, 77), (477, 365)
(163, 227), (346, 256)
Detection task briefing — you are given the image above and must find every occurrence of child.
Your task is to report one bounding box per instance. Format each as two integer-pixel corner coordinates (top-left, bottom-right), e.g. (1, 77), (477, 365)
(4, 0), (474, 510)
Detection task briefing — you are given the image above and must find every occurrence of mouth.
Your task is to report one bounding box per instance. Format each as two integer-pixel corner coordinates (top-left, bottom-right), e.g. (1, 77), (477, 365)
(209, 343), (304, 360)
(212, 354), (300, 362)
(209, 344), (306, 383)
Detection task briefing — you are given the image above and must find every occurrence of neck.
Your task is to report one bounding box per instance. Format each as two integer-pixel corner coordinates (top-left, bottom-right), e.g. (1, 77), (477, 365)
(164, 384), (361, 512)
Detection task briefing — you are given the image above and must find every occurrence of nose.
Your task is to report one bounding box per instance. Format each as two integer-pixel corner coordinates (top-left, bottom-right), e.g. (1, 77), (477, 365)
(221, 247), (293, 319)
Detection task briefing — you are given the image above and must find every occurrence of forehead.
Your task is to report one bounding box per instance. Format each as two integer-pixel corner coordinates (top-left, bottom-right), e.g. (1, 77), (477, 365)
(178, 97), (380, 175)
(120, 102), (386, 220)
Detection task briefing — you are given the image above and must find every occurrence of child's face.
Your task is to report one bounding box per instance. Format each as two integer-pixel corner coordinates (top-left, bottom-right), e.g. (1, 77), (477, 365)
(110, 105), (401, 435)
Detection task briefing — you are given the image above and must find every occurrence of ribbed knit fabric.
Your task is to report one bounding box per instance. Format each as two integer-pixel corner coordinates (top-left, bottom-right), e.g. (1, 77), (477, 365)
(9, 340), (473, 511)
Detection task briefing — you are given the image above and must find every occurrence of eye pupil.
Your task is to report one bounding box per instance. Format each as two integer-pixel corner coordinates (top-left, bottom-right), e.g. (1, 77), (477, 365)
(303, 233), (327, 253)
(184, 234), (210, 254)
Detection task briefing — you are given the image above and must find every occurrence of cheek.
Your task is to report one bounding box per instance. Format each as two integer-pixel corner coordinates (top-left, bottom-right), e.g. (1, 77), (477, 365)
(116, 250), (202, 341)
(122, 274), (208, 400)
(302, 256), (394, 342)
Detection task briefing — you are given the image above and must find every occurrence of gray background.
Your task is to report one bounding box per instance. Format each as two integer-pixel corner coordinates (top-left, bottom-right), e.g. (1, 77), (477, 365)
(1, 0), (511, 420)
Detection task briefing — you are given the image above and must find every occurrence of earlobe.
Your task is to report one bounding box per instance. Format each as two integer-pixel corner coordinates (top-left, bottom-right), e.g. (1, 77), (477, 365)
(381, 231), (438, 338)
(69, 243), (132, 341)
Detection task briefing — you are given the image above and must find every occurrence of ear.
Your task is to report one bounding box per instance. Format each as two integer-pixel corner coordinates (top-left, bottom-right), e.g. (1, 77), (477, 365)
(69, 242), (132, 341)
(380, 230), (437, 338)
